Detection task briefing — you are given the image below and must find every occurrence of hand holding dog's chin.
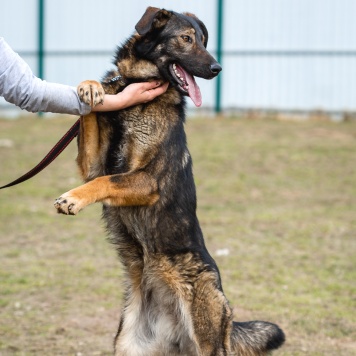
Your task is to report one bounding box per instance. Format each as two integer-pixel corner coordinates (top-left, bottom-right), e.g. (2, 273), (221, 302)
(119, 81), (169, 106)
(92, 82), (168, 112)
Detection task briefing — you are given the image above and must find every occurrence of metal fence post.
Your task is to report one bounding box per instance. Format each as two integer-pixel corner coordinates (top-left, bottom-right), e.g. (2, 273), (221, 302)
(38, 0), (45, 79)
(38, 0), (45, 116)
(215, 0), (223, 114)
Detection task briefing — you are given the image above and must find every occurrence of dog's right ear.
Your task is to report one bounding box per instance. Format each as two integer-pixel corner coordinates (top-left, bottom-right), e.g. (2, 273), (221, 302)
(135, 7), (172, 35)
(184, 12), (209, 48)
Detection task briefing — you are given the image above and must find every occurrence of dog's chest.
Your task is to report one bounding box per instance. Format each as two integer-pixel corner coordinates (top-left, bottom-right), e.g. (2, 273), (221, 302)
(122, 106), (169, 154)
(125, 112), (157, 147)
(104, 106), (169, 175)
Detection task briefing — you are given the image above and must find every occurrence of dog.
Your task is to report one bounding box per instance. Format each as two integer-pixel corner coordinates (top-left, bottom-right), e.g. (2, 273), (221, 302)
(54, 7), (285, 355)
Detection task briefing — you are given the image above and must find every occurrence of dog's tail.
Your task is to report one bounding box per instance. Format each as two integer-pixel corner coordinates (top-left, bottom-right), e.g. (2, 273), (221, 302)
(231, 320), (285, 355)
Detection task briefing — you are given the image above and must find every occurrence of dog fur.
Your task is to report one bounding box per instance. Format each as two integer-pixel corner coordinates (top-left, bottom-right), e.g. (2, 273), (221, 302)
(54, 7), (285, 355)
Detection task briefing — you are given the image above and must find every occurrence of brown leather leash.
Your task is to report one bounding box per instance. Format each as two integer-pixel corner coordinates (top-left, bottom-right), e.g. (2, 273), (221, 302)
(0, 118), (80, 189)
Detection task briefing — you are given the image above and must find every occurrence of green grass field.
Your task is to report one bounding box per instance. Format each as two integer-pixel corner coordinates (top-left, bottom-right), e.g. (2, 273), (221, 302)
(0, 116), (355, 355)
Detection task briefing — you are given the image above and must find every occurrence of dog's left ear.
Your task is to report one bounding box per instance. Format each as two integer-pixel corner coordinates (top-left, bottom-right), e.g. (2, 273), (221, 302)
(135, 7), (172, 35)
(184, 12), (209, 48)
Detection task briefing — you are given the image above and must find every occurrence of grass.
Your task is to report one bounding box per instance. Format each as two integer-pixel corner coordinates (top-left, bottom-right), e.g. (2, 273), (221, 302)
(0, 115), (355, 355)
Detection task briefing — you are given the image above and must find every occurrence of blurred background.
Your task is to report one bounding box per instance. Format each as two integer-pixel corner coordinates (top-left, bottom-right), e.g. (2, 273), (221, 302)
(1, 0), (356, 119)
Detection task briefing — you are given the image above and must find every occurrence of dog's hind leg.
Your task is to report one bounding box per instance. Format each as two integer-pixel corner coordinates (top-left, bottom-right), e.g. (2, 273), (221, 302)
(189, 270), (234, 356)
(54, 170), (159, 215)
(190, 270), (285, 355)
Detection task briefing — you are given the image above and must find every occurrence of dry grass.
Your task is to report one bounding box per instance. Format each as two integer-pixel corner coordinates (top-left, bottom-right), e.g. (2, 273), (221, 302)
(0, 116), (355, 355)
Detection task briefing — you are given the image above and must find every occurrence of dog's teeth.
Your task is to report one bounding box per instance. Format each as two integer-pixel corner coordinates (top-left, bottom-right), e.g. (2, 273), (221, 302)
(173, 64), (185, 84)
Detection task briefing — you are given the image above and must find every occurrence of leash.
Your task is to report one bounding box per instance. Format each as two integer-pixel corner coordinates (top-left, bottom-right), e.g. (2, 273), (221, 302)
(0, 118), (80, 189)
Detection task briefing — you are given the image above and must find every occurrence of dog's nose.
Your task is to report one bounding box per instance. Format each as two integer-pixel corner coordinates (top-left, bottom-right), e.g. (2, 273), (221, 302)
(210, 63), (222, 75)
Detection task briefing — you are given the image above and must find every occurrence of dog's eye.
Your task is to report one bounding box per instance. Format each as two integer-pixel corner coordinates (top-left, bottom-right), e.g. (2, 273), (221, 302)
(181, 35), (192, 43)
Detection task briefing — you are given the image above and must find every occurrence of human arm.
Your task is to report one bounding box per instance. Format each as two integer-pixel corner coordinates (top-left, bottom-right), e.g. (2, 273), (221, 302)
(0, 37), (168, 115)
(0, 37), (92, 115)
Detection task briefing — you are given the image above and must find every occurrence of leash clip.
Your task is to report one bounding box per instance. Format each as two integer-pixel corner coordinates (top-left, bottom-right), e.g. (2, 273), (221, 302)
(105, 74), (126, 86)
(109, 75), (123, 83)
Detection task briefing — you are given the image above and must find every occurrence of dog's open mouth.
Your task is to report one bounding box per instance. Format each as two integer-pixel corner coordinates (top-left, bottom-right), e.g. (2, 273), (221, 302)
(170, 63), (202, 107)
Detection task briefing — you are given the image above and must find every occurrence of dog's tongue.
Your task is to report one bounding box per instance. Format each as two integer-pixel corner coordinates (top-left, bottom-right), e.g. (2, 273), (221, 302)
(185, 72), (202, 107)
(176, 64), (202, 107)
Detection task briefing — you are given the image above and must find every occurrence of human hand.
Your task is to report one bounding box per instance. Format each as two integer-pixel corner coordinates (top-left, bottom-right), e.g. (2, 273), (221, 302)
(119, 81), (169, 107)
(92, 81), (169, 112)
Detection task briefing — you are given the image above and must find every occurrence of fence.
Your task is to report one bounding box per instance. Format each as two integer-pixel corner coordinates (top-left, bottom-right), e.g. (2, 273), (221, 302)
(1, 0), (356, 117)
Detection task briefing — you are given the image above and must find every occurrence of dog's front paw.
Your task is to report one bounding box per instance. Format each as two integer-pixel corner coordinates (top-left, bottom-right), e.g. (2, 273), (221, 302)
(77, 80), (104, 107)
(54, 192), (84, 215)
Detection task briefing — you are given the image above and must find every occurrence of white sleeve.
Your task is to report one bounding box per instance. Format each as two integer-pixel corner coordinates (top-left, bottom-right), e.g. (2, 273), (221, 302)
(0, 37), (91, 115)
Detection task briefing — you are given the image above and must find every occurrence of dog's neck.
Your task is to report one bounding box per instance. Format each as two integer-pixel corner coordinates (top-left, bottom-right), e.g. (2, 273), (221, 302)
(101, 34), (163, 95)
(116, 34), (161, 83)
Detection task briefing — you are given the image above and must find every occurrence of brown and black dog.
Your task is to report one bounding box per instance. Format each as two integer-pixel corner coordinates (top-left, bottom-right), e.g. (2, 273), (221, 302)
(54, 7), (285, 356)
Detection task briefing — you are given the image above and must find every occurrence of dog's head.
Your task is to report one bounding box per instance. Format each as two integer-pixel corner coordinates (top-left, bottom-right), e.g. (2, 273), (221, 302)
(134, 7), (222, 107)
